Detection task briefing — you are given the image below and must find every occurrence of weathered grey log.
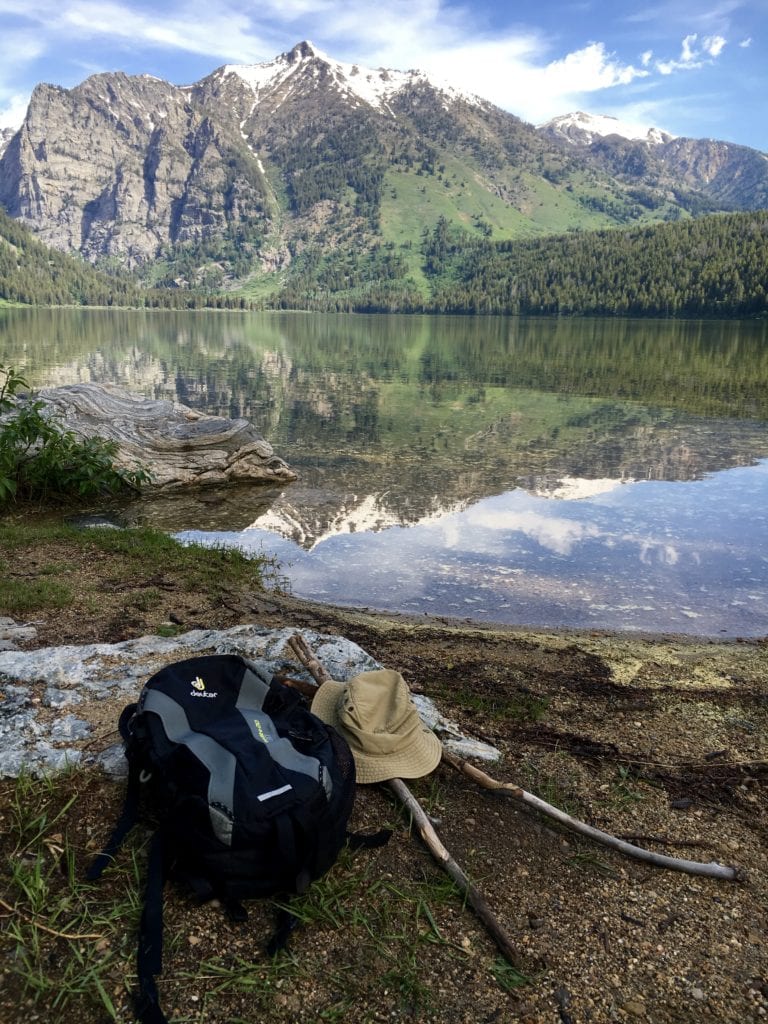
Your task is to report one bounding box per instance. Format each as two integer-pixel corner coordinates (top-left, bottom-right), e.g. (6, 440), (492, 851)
(29, 382), (297, 490)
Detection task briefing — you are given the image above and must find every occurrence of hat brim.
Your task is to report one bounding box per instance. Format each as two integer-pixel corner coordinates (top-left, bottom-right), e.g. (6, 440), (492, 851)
(311, 680), (443, 785)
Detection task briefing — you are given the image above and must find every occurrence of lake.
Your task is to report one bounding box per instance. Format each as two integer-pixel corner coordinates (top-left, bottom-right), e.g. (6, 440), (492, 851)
(2, 306), (767, 637)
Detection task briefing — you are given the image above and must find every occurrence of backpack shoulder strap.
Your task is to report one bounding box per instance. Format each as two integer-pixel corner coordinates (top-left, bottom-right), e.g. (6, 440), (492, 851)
(86, 759), (142, 881)
(134, 829), (169, 1024)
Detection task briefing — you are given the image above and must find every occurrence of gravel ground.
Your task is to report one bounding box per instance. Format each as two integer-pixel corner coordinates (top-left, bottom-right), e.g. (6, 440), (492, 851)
(1, 540), (766, 1023)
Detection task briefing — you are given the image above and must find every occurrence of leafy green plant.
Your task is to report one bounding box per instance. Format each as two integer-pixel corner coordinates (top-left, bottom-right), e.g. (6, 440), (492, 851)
(0, 365), (151, 504)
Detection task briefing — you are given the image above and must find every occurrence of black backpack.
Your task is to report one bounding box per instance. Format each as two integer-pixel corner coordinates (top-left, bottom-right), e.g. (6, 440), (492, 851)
(88, 654), (383, 1024)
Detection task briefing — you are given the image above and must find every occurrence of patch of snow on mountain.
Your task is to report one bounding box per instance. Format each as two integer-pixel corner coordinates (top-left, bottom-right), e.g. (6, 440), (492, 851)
(535, 476), (634, 500)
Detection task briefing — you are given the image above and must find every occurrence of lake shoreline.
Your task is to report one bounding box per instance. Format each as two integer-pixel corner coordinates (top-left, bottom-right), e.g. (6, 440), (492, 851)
(2, 524), (767, 1023)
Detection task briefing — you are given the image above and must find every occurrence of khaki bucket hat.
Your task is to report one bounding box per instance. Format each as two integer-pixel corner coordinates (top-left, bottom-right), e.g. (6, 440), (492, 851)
(310, 669), (442, 784)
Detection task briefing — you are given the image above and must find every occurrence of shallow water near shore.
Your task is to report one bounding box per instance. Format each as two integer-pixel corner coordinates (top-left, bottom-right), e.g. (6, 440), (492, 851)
(176, 458), (768, 636)
(2, 306), (768, 636)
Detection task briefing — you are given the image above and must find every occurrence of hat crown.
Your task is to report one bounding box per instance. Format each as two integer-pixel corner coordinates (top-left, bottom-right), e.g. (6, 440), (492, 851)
(310, 669), (443, 784)
(340, 671), (422, 755)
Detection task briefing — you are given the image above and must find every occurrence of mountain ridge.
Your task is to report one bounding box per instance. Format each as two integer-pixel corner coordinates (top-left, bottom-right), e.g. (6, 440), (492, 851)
(1, 41), (767, 302)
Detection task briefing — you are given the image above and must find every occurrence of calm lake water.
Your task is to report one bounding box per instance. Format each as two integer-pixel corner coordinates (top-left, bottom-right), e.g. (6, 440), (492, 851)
(2, 307), (768, 637)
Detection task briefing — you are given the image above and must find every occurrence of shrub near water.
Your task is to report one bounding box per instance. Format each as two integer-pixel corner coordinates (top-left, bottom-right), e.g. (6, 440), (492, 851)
(0, 365), (150, 505)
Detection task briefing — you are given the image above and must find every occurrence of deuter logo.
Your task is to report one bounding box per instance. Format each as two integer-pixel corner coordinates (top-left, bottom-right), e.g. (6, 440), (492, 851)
(189, 676), (217, 699)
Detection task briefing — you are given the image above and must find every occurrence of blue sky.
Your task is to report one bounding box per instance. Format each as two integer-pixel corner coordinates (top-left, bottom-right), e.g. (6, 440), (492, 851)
(1, 0), (765, 151)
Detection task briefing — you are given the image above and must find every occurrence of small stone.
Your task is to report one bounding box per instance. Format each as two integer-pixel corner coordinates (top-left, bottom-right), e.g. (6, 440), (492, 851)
(691, 988), (706, 1001)
(623, 999), (646, 1017)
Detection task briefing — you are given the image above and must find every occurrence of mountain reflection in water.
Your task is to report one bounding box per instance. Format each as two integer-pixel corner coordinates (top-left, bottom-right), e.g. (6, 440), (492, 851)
(2, 307), (767, 636)
(177, 460), (768, 637)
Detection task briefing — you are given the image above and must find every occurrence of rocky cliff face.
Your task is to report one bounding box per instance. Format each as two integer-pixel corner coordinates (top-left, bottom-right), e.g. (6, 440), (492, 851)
(0, 127), (14, 159)
(0, 71), (274, 268)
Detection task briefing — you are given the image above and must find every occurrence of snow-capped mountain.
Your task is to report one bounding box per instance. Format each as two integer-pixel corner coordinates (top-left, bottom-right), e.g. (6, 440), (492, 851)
(539, 111), (675, 146)
(2, 40), (767, 283)
(218, 40), (482, 116)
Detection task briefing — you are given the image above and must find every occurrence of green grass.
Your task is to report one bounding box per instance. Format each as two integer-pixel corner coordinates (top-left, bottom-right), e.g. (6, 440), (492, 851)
(490, 956), (534, 992)
(458, 690), (550, 723)
(1, 770), (144, 1021)
(0, 573), (73, 613)
(0, 522), (272, 598)
(2, 767), (520, 1023)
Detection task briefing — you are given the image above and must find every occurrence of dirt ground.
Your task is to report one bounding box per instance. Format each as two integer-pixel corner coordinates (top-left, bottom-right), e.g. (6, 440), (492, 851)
(2, 546), (767, 1024)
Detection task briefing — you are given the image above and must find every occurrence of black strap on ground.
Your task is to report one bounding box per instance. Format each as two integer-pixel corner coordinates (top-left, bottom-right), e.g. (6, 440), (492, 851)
(267, 904), (301, 956)
(86, 761), (141, 881)
(134, 830), (169, 1024)
(346, 828), (393, 851)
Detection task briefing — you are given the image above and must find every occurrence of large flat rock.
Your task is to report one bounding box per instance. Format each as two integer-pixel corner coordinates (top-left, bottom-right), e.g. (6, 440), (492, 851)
(0, 625), (498, 777)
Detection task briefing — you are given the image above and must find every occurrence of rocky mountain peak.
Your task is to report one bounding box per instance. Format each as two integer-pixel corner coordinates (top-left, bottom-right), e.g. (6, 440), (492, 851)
(540, 111), (675, 146)
(219, 40), (476, 115)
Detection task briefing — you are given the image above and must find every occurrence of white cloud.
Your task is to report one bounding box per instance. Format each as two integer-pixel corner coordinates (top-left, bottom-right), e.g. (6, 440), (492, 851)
(681, 33), (698, 62)
(0, 0), (741, 134)
(704, 34), (726, 57)
(0, 92), (30, 128)
(466, 506), (600, 556)
(656, 30), (728, 74)
(739, 37), (752, 47)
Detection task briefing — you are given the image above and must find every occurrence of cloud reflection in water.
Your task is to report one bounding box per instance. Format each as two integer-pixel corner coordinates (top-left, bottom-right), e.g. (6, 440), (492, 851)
(176, 460), (768, 637)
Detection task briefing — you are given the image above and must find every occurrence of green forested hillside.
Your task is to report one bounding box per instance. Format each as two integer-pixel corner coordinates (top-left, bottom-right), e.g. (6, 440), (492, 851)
(425, 210), (768, 317)
(2, 203), (767, 318)
(273, 210), (768, 317)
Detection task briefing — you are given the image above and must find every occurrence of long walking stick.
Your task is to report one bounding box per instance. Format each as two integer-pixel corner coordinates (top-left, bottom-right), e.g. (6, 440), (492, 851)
(286, 634), (525, 968)
(387, 777), (525, 968)
(441, 751), (739, 881)
(286, 633), (740, 882)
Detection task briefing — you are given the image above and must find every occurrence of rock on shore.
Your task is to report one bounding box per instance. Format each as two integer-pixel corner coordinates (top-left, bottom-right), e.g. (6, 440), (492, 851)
(32, 382), (297, 489)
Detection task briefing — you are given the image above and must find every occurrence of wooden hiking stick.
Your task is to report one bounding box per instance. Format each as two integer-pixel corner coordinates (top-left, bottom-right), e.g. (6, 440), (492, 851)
(287, 634), (331, 686)
(287, 632), (741, 882)
(273, 673), (319, 699)
(440, 750), (740, 881)
(287, 633), (525, 967)
(388, 777), (525, 969)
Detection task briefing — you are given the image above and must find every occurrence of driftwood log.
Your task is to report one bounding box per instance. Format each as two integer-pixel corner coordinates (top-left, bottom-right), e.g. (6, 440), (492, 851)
(440, 751), (739, 881)
(26, 382), (297, 490)
(287, 633), (740, 882)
